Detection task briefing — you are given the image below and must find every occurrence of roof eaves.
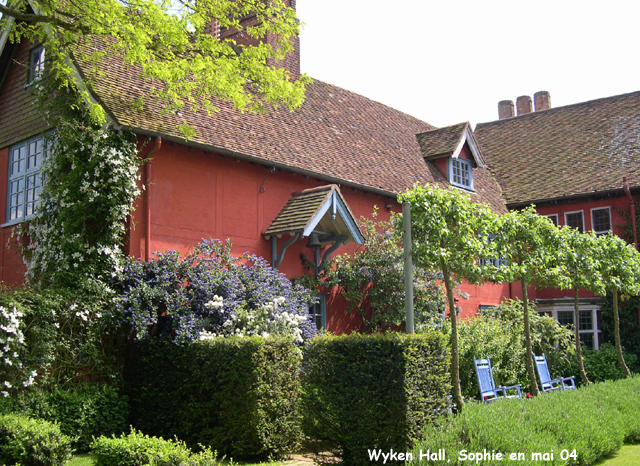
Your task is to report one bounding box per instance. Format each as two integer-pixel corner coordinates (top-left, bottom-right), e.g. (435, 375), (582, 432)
(0, 17), (14, 56)
(126, 126), (400, 199)
(451, 123), (485, 168)
(506, 186), (640, 209)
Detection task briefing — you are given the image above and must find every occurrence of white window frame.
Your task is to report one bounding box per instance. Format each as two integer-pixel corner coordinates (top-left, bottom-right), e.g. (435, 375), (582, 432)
(564, 210), (585, 232)
(309, 294), (327, 330)
(5, 134), (46, 225)
(590, 206), (612, 236)
(544, 214), (559, 226)
(448, 157), (474, 191)
(27, 45), (45, 85)
(540, 304), (600, 349)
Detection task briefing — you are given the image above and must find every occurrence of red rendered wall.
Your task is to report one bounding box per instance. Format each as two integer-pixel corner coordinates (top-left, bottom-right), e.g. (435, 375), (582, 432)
(0, 147), (27, 286)
(130, 141), (511, 333)
(535, 197), (631, 300)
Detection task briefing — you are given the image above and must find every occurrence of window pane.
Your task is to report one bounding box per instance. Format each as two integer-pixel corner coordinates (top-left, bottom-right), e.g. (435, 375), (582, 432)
(557, 311), (574, 327)
(29, 45), (45, 83)
(452, 159), (472, 188)
(308, 295), (326, 330)
(11, 146), (26, 175)
(592, 208), (611, 234)
(579, 311), (592, 331)
(580, 333), (594, 349)
(8, 135), (45, 222)
(565, 212), (584, 232)
(546, 215), (558, 226)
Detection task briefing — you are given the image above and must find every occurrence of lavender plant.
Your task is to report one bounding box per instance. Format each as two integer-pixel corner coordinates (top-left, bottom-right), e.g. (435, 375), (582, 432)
(112, 239), (317, 344)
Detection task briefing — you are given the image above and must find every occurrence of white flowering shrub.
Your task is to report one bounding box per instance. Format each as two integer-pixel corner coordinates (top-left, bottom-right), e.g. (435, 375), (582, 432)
(21, 125), (140, 292)
(199, 296), (308, 343)
(0, 288), (117, 391)
(0, 306), (38, 397)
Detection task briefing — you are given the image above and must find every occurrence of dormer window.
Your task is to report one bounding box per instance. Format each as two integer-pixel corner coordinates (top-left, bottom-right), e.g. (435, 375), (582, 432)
(28, 45), (45, 84)
(416, 122), (483, 193)
(449, 157), (474, 190)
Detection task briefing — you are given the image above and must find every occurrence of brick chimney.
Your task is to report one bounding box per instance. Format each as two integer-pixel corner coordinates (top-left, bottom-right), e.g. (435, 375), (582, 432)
(204, 19), (220, 39)
(534, 91), (551, 111)
(516, 95), (533, 116)
(498, 100), (515, 120)
(220, 0), (300, 79)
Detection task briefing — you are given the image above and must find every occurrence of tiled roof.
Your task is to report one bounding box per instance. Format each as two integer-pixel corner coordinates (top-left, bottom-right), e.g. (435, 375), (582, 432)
(475, 91), (640, 206)
(264, 185), (363, 244)
(416, 122), (469, 159)
(75, 45), (507, 212)
(264, 185), (336, 237)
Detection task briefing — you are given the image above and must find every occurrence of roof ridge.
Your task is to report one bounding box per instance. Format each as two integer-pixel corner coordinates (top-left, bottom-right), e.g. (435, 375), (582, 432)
(476, 90), (640, 128)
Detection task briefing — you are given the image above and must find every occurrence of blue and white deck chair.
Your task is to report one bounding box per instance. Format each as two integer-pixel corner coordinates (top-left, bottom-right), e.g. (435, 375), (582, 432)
(534, 354), (576, 392)
(474, 357), (522, 403)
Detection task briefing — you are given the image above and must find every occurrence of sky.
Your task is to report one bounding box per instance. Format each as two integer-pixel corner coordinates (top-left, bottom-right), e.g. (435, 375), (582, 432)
(296, 0), (640, 128)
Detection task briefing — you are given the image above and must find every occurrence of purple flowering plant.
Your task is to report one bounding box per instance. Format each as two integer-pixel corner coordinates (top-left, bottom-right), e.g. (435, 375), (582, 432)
(111, 239), (317, 344)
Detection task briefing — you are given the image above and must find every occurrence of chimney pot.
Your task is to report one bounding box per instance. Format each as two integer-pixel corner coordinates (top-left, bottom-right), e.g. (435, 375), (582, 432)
(534, 91), (551, 111)
(516, 95), (533, 116)
(498, 100), (515, 120)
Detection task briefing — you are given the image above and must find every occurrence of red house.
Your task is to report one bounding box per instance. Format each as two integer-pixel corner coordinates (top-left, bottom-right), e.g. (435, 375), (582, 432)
(1, 4), (639, 337)
(0, 3), (508, 333)
(476, 91), (640, 348)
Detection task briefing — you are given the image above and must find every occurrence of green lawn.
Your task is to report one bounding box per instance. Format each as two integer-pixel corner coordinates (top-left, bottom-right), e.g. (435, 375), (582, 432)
(596, 444), (640, 465)
(67, 454), (313, 466)
(67, 455), (93, 466)
(69, 446), (640, 466)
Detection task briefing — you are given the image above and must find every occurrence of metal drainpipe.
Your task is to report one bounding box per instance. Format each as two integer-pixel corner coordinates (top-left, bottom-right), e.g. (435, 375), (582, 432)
(623, 176), (639, 250)
(144, 137), (162, 261)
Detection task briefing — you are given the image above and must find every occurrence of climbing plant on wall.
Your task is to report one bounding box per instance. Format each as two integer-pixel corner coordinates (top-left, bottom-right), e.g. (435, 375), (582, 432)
(18, 76), (142, 293)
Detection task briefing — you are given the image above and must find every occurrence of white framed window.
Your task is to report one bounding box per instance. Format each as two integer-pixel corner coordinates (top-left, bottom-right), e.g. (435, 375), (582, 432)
(540, 304), (600, 349)
(544, 214), (559, 226)
(309, 294), (327, 330)
(478, 234), (507, 268)
(6, 135), (45, 224)
(591, 207), (612, 236)
(564, 210), (584, 232)
(28, 45), (45, 84)
(449, 157), (474, 190)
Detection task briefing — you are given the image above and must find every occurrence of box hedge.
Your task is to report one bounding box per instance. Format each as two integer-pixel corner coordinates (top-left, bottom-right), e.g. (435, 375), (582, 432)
(91, 429), (222, 466)
(0, 413), (74, 466)
(126, 337), (302, 461)
(302, 332), (450, 466)
(0, 384), (128, 452)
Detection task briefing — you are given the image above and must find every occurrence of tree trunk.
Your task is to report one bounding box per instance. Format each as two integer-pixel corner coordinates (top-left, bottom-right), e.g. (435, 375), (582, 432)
(521, 284), (539, 396)
(612, 289), (632, 377)
(574, 288), (590, 385)
(442, 261), (464, 411)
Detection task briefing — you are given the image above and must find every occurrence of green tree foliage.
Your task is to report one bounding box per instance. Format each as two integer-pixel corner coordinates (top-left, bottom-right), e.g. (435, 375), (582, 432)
(399, 185), (498, 411)
(495, 207), (565, 396)
(0, 0), (308, 134)
(317, 211), (445, 332)
(456, 299), (574, 399)
(591, 233), (640, 377)
(600, 294), (640, 364)
(556, 226), (603, 384)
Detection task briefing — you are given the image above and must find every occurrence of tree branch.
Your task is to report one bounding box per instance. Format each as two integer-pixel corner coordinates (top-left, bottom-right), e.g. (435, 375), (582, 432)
(0, 3), (89, 34)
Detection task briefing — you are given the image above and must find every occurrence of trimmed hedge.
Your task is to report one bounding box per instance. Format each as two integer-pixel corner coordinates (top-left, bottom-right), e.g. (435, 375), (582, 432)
(0, 413), (74, 466)
(91, 429), (221, 466)
(302, 332), (450, 466)
(126, 337), (302, 460)
(0, 384), (129, 452)
(410, 376), (640, 465)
